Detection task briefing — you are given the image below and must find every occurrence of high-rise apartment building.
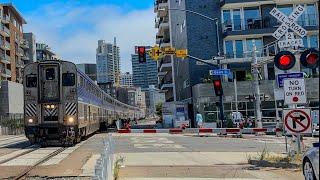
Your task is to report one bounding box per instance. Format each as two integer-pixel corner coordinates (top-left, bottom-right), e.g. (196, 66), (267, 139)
(131, 46), (158, 89)
(154, 0), (219, 103)
(23, 32), (36, 63)
(76, 63), (97, 81)
(0, 3), (28, 84)
(96, 38), (120, 86)
(120, 72), (133, 87)
(36, 43), (55, 61)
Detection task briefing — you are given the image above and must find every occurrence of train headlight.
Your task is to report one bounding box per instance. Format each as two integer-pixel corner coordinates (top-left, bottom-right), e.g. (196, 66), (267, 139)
(46, 105), (51, 109)
(28, 118), (33, 123)
(67, 116), (75, 124)
(50, 105), (55, 109)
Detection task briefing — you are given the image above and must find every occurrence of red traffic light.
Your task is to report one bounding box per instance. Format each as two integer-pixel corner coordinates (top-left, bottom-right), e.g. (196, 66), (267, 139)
(300, 48), (319, 69)
(213, 79), (223, 96)
(137, 46), (146, 63)
(274, 51), (296, 71)
(213, 80), (221, 87)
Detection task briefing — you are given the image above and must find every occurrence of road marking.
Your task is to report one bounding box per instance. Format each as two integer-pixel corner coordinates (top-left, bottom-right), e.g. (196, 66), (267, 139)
(130, 137), (185, 149)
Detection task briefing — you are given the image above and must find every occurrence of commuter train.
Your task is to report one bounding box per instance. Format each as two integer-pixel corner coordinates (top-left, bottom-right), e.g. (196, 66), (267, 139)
(23, 60), (143, 145)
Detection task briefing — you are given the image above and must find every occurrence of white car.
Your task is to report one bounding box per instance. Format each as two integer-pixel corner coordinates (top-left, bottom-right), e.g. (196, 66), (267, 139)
(303, 142), (319, 180)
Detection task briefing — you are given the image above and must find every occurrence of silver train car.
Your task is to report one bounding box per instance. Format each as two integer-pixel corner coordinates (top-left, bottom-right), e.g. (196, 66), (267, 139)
(23, 60), (143, 145)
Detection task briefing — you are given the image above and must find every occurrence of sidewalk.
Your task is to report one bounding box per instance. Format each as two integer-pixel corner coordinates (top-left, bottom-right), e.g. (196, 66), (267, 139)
(114, 152), (284, 166)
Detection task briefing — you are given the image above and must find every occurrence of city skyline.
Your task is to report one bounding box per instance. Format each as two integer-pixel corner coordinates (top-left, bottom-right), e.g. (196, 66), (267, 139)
(9, 0), (156, 73)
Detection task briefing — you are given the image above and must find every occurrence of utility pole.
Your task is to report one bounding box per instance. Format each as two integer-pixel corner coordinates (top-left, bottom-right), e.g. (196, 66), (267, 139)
(252, 41), (263, 128)
(234, 73), (238, 113)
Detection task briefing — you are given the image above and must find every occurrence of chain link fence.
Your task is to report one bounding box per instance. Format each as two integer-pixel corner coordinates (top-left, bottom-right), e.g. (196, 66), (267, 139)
(0, 114), (24, 135)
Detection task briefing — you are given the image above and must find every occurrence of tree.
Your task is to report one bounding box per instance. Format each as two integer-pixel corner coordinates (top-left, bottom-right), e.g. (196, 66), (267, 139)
(155, 102), (163, 119)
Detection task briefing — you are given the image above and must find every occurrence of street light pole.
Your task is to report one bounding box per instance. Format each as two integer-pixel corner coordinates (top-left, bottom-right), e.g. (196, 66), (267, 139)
(252, 41), (263, 128)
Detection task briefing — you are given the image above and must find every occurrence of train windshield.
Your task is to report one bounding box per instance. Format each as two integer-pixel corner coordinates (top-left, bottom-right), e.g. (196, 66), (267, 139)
(39, 65), (60, 102)
(62, 73), (75, 86)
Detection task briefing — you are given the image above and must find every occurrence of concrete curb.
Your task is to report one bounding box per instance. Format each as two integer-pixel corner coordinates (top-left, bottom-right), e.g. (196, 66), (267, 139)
(93, 134), (114, 180)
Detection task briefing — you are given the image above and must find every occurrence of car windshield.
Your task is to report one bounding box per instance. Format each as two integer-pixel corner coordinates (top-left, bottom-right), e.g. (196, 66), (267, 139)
(2, 1), (319, 180)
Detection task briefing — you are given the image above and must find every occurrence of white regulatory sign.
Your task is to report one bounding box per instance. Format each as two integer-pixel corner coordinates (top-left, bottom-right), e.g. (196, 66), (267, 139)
(283, 108), (312, 134)
(270, 5), (307, 40)
(283, 78), (307, 105)
(278, 33), (303, 48)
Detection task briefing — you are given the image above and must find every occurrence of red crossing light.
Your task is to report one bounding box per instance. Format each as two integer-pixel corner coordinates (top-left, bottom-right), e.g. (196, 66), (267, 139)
(274, 51), (296, 71)
(300, 48), (319, 69)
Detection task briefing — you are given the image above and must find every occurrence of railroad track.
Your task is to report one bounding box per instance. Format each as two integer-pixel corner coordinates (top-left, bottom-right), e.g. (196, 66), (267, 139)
(0, 145), (40, 165)
(0, 139), (29, 148)
(13, 147), (67, 180)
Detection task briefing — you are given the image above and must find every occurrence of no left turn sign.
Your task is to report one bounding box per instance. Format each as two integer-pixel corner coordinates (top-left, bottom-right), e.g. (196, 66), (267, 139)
(283, 109), (312, 134)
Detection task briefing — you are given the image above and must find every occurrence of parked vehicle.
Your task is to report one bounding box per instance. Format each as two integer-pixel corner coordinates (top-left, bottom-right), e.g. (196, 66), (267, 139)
(303, 142), (319, 180)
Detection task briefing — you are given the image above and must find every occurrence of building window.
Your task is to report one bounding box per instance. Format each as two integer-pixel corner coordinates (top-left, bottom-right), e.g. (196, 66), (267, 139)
(235, 40), (243, 58)
(309, 35), (318, 48)
(276, 5), (293, 16)
(297, 4), (318, 26)
(246, 38), (263, 57)
(244, 7), (261, 30)
(225, 40), (233, 58)
(233, 9), (242, 30)
(223, 10), (232, 30)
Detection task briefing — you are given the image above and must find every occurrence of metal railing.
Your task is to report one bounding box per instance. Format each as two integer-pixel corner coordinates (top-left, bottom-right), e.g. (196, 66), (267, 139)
(0, 24), (10, 36)
(223, 14), (318, 32)
(1, 15), (10, 23)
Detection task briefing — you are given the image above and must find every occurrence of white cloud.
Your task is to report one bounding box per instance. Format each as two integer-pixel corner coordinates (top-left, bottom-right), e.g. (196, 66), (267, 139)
(24, 3), (156, 72)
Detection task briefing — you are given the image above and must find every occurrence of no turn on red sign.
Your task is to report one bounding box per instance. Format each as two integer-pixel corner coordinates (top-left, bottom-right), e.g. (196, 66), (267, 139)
(283, 78), (307, 105)
(284, 109), (312, 134)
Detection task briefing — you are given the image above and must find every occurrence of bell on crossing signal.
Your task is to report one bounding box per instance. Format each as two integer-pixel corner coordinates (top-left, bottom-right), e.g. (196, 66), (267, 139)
(137, 46), (146, 63)
(213, 79), (223, 96)
(274, 51), (296, 71)
(300, 48), (319, 69)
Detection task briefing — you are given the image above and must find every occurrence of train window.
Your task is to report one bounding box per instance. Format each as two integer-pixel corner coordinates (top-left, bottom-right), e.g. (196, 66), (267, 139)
(26, 76), (37, 87)
(62, 73), (75, 86)
(46, 68), (55, 80)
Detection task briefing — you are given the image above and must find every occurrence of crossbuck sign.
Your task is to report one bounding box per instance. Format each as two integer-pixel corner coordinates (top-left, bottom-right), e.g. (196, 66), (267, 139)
(270, 5), (307, 40)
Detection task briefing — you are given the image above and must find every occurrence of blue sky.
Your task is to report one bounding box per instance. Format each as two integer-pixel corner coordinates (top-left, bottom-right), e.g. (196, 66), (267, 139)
(6, 0), (156, 73)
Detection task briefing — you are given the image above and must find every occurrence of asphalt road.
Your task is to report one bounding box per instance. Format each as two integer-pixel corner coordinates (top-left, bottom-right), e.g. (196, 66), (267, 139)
(111, 134), (305, 180)
(112, 134), (287, 153)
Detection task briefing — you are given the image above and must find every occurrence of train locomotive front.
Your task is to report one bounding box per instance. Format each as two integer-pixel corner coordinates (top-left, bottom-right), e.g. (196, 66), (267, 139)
(24, 61), (80, 145)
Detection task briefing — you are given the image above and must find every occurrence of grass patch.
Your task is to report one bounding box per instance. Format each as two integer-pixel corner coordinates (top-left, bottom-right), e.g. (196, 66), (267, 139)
(246, 145), (302, 169)
(113, 156), (124, 180)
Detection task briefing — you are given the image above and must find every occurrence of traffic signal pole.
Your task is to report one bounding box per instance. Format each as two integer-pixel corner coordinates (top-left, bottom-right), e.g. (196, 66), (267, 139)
(252, 42), (263, 129)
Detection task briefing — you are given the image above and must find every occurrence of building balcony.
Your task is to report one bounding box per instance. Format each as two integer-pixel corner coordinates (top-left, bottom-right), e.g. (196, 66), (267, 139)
(0, 41), (11, 51)
(21, 54), (30, 61)
(155, 17), (169, 29)
(222, 42), (280, 65)
(223, 14), (318, 37)
(159, 38), (171, 48)
(0, 66), (11, 78)
(0, 24), (10, 37)
(20, 39), (29, 49)
(159, 56), (172, 72)
(1, 15), (10, 24)
(16, 60), (24, 68)
(16, 48), (24, 57)
(154, 0), (168, 13)
(0, 54), (11, 64)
